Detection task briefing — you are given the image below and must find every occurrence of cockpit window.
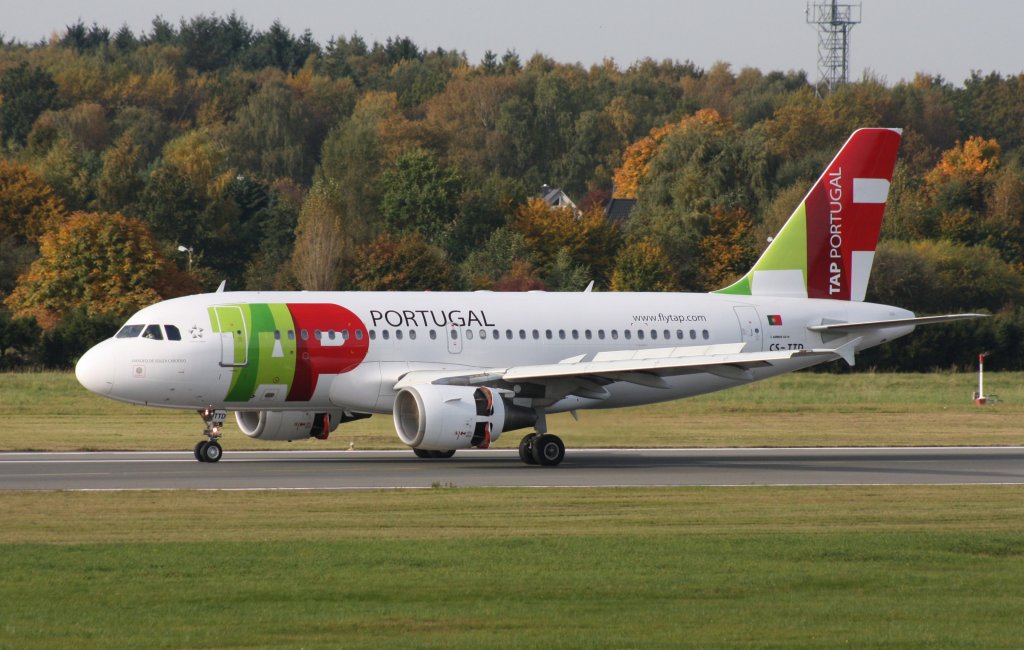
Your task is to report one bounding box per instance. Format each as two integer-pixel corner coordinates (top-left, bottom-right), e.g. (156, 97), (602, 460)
(116, 324), (145, 338)
(165, 325), (182, 341)
(142, 324), (164, 340)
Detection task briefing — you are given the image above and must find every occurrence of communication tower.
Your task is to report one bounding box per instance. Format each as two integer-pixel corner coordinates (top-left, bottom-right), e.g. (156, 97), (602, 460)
(806, 1), (862, 96)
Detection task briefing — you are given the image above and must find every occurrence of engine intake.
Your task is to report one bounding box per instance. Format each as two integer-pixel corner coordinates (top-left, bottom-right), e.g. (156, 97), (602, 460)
(393, 385), (536, 450)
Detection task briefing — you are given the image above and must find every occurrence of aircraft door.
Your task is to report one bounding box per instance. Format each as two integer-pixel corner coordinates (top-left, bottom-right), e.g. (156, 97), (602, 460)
(214, 306), (249, 367)
(733, 306), (763, 352)
(446, 326), (463, 354)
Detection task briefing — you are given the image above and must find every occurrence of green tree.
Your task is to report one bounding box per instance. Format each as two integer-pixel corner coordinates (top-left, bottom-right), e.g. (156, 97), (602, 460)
(610, 240), (678, 292)
(460, 226), (533, 289)
(227, 80), (315, 182)
(379, 148), (463, 244)
(0, 62), (59, 146)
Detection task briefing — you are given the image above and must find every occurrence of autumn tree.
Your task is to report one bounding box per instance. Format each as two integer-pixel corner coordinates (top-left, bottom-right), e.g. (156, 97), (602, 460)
(0, 160), (67, 242)
(612, 109), (727, 198)
(509, 198), (619, 284)
(349, 233), (459, 291)
(922, 136), (1001, 244)
(5, 212), (198, 329)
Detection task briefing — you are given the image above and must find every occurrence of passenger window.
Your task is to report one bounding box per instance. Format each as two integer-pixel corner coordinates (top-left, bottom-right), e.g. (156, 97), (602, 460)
(598, 330), (605, 340)
(288, 330), (296, 341)
(465, 330), (473, 340)
(327, 330), (336, 341)
(116, 324), (145, 338)
(532, 330), (539, 340)
(314, 330), (322, 340)
(506, 329), (513, 340)
(702, 329), (710, 340)
(637, 330), (645, 340)
(690, 330), (697, 340)
(301, 329), (309, 341)
(383, 330), (390, 340)
(142, 324), (163, 340)
(369, 330), (376, 341)
(450, 330), (458, 340)
(341, 329), (350, 341)
(650, 330), (657, 340)
(519, 329), (526, 339)
(493, 329), (500, 339)
(409, 330), (416, 340)
(572, 330), (579, 340)
(545, 330), (552, 340)
(355, 330), (364, 341)
(585, 330), (592, 340)
(429, 330), (437, 340)
(479, 329), (487, 339)
(624, 330), (632, 340)
(611, 330), (618, 340)
(396, 330), (403, 340)
(274, 330), (281, 340)
(558, 330), (566, 340)
(165, 325), (182, 341)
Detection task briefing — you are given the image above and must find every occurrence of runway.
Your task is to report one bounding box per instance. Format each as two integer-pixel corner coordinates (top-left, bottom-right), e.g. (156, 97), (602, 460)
(1, 447), (1022, 490)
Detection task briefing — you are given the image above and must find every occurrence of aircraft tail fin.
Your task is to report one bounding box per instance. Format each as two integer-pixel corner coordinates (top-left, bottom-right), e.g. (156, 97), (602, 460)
(716, 128), (902, 301)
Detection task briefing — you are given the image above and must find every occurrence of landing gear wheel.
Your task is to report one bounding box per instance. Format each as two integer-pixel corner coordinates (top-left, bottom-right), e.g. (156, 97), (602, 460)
(194, 441), (207, 462)
(519, 433), (539, 465)
(200, 441), (222, 463)
(413, 448), (433, 459)
(532, 434), (565, 466)
(433, 450), (456, 459)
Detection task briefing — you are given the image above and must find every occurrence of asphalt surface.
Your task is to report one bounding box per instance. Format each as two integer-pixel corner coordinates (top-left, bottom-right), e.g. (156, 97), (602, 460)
(1, 447), (1022, 490)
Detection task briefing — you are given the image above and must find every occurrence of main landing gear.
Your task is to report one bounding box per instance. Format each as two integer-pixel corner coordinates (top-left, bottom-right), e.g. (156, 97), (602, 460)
(518, 432), (565, 466)
(194, 407), (227, 463)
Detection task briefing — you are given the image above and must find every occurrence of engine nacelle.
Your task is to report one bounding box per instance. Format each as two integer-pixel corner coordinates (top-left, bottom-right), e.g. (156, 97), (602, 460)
(393, 385), (536, 450)
(235, 410), (343, 441)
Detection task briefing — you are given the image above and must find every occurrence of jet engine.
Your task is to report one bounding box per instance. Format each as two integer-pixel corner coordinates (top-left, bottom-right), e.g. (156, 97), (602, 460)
(235, 410), (344, 441)
(393, 385), (536, 451)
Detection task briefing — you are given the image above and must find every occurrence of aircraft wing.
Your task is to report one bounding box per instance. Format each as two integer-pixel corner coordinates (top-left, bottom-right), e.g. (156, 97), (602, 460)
(395, 340), (859, 404)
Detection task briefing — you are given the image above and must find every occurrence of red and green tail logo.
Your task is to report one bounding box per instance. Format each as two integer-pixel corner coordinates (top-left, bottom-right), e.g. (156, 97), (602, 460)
(717, 128), (902, 301)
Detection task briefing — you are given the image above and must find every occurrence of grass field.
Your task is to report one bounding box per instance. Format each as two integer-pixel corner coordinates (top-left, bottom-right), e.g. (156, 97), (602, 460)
(3, 373), (1023, 647)
(2, 486), (1023, 648)
(1, 371), (1022, 451)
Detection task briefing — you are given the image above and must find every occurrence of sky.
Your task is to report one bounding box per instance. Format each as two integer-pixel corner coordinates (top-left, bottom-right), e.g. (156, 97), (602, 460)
(2, 0), (1021, 86)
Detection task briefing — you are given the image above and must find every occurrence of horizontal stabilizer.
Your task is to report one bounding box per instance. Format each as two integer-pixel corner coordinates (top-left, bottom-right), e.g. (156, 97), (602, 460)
(808, 313), (987, 333)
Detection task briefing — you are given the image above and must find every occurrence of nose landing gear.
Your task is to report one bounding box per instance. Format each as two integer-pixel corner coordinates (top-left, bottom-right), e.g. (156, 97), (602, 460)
(194, 407), (227, 462)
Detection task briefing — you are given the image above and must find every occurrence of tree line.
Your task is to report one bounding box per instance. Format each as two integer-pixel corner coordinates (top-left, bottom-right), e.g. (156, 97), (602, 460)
(1, 13), (1023, 371)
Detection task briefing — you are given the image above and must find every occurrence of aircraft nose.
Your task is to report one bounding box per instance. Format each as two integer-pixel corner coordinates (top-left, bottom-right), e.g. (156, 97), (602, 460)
(76, 343), (114, 395)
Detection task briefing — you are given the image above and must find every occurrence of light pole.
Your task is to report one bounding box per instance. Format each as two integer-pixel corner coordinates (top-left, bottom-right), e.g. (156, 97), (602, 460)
(177, 245), (193, 274)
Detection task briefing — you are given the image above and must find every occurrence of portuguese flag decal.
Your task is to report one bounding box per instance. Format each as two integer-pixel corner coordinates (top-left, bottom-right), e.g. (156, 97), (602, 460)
(767, 315), (783, 326)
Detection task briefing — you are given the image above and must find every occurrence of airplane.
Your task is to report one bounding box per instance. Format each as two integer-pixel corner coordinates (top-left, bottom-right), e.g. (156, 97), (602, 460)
(75, 128), (981, 465)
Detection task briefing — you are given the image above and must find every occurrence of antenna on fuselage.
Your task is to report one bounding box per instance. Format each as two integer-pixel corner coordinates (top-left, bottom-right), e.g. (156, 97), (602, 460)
(216, 280), (227, 293)
(584, 281), (594, 293)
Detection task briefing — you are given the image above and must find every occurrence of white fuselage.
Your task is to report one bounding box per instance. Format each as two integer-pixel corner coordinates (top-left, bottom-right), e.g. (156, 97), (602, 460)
(75, 290), (914, 415)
